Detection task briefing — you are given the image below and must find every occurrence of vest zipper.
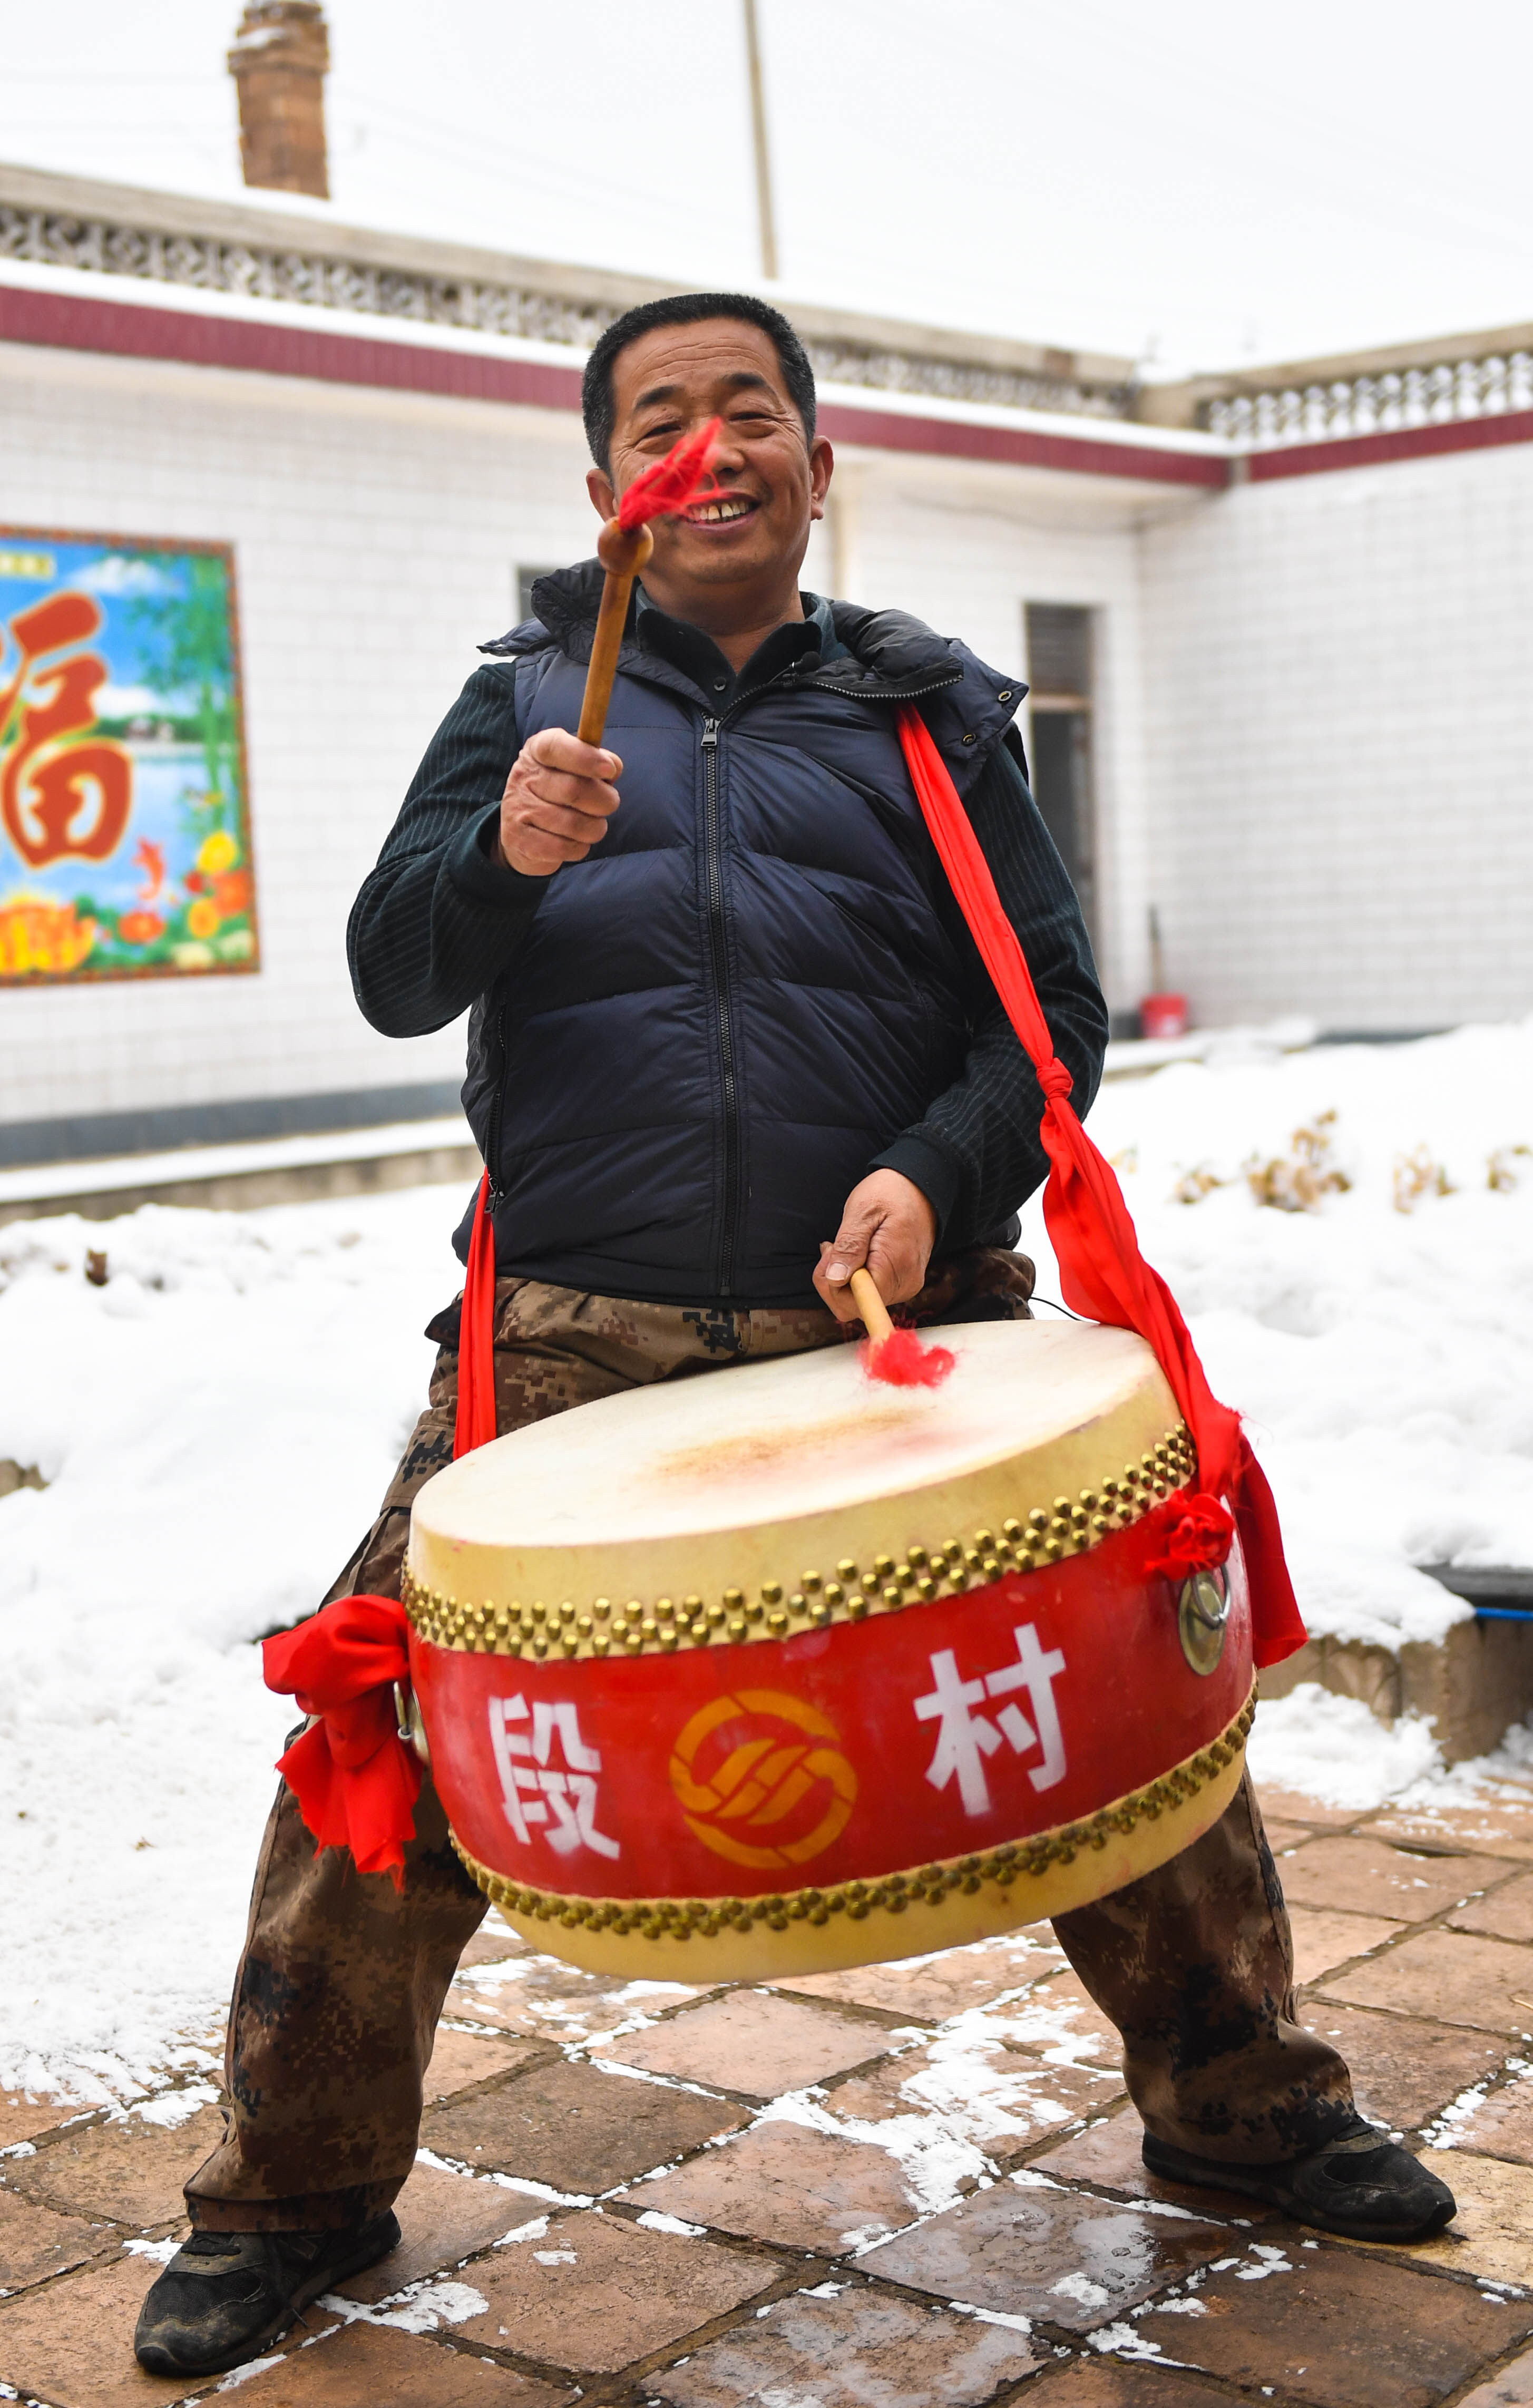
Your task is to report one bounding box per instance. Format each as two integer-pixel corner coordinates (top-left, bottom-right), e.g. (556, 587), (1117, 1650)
(700, 715), (741, 1297)
(694, 668), (961, 1296)
(484, 663), (963, 1284)
(802, 667), (964, 706)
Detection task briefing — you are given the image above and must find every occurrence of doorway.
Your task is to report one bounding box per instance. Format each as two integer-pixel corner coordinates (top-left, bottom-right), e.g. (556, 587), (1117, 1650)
(1024, 603), (1097, 941)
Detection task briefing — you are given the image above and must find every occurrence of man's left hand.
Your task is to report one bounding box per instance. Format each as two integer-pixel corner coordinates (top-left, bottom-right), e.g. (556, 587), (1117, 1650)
(814, 1170), (938, 1323)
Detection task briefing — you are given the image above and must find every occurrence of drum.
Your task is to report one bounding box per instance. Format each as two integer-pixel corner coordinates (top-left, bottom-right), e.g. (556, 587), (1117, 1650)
(403, 1318), (1254, 1981)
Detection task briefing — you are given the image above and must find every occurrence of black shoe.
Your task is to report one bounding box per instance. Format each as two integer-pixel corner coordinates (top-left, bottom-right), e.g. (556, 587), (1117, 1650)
(133, 2210), (401, 2376)
(1142, 2118), (1456, 2243)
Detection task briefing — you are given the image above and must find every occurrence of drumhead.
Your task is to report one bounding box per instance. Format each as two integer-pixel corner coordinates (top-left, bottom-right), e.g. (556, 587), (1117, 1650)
(408, 1318), (1183, 1640)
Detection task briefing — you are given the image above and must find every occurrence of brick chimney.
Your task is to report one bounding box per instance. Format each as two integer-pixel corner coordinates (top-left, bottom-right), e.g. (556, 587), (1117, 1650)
(228, 3), (331, 200)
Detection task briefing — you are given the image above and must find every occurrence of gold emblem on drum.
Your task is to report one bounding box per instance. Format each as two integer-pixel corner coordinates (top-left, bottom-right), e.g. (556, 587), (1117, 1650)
(669, 1691), (858, 1870)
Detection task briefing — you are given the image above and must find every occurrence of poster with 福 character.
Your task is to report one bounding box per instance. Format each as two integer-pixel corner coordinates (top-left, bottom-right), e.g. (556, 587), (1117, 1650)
(0, 529), (257, 983)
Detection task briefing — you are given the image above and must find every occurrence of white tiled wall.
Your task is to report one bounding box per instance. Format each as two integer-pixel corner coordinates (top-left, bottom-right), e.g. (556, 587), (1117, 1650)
(834, 455), (1157, 1010)
(0, 355), (1161, 1130)
(7, 331), (1529, 1139)
(0, 343), (600, 1128)
(1138, 444), (1533, 1029)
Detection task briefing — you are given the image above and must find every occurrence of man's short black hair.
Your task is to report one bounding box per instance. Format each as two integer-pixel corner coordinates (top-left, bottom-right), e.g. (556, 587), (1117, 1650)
(582, 292), (817, 472)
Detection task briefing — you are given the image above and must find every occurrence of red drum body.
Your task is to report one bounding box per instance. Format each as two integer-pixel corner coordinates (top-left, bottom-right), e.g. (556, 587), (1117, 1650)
(404, 1320), (1254, 1980)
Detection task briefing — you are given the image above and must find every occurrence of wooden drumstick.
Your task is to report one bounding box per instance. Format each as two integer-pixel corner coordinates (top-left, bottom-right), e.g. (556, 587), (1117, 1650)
(848, 1268), (955, 1390)
(848, 1267), (895, 1347)
(575, 416), (723, 748)
(578, 521), (652, 745)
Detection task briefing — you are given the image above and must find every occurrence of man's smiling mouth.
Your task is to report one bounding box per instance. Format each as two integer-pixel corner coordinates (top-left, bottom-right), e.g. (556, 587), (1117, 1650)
(684, 494), (759, 524)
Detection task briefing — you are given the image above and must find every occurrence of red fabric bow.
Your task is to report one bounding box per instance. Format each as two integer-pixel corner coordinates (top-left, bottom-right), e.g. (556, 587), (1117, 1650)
(268, 1168), (501, 1880)
(1144, 1493), (1238, 1582)
(894, 706), (1304, 1666)
(262, 1593), (423, 1886)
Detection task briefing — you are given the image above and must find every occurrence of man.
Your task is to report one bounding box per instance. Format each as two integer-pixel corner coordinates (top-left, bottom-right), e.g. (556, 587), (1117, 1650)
(136, 292), (1452, 2380)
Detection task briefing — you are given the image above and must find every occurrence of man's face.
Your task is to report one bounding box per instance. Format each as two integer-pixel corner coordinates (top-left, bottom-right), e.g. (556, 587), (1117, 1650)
(588, 320), (833, 611)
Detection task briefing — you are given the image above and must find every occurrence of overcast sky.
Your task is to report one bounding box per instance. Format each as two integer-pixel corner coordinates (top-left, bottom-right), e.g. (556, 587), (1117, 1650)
(3, 0), (1530, 377)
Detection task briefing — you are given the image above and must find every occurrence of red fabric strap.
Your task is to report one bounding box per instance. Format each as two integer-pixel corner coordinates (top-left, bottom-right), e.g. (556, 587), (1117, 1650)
(894, 706), (1304, 1667)
(268, 706), (1305, 1890)
(454, 1168), (499, 1458)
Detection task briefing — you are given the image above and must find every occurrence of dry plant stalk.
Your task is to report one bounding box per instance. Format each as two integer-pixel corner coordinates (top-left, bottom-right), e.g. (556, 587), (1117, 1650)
(1392, 1147), (1455, 1214)
(1171, 1164), (1226, 1205)
(1488, 1144), (1532, 1193)
(1244, 1110), (1351, 1214)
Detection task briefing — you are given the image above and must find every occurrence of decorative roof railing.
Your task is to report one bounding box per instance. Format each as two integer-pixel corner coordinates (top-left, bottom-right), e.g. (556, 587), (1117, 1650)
(19, 166), (1525, 454)
(0, 192), (1133, 422)
(0, 202), (622, 349)
(1201, 351), (1533, 445)
(798, 337), (1130, 420)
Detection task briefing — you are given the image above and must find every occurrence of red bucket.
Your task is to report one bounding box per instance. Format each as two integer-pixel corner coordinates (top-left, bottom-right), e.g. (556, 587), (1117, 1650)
(1139, 993), (1188, 1040)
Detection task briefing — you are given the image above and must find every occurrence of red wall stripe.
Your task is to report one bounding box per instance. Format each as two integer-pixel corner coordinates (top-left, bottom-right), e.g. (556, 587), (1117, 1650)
(1246, 407), (1533, 481)
(0, 283), (585, 412)
(816, 398), (1228, 488)
(0, 282), (1224, 488)
(8, 280), (1528, 486)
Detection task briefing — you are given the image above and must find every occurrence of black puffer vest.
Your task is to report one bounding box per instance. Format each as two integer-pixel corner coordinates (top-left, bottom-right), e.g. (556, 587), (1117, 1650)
(462, 566), (1024, 1307)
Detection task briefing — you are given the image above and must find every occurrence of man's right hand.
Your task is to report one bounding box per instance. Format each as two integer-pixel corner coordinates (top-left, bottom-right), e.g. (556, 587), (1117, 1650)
(495, 728), (622, 876)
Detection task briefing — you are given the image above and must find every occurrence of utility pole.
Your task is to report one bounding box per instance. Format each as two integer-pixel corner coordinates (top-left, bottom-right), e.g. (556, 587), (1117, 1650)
(742, 0), (779, 281)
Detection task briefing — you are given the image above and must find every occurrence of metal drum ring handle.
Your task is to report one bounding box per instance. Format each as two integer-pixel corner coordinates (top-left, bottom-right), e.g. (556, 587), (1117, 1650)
(1178, 1566), (1231, 1676)
(394, 1680), (432, 1764)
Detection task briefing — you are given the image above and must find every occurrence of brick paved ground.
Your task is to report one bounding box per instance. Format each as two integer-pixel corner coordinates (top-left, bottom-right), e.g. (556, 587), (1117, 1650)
(10, 1780), (1533, 2406)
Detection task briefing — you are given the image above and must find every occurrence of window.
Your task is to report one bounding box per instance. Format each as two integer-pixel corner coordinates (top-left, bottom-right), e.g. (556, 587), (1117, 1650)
(1024, 603), (1096, 941)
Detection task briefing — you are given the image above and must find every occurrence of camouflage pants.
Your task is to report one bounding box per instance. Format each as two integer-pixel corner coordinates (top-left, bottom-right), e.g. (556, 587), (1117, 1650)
(187, 1260), (1352, 2230)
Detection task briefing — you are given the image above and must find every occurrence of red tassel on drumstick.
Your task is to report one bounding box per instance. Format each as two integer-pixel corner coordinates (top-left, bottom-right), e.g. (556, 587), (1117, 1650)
(848, 1267), (956, 1390)
(576, 416), (724, 741)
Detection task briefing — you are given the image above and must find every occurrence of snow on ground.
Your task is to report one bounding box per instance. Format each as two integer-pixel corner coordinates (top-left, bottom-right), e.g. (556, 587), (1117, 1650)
(1247, 1684), (1533, 1818)
(0, 1185), (464, 2106)
(1018, 1017), (1533, 1651)
(2, 1020), (1531, 2102)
